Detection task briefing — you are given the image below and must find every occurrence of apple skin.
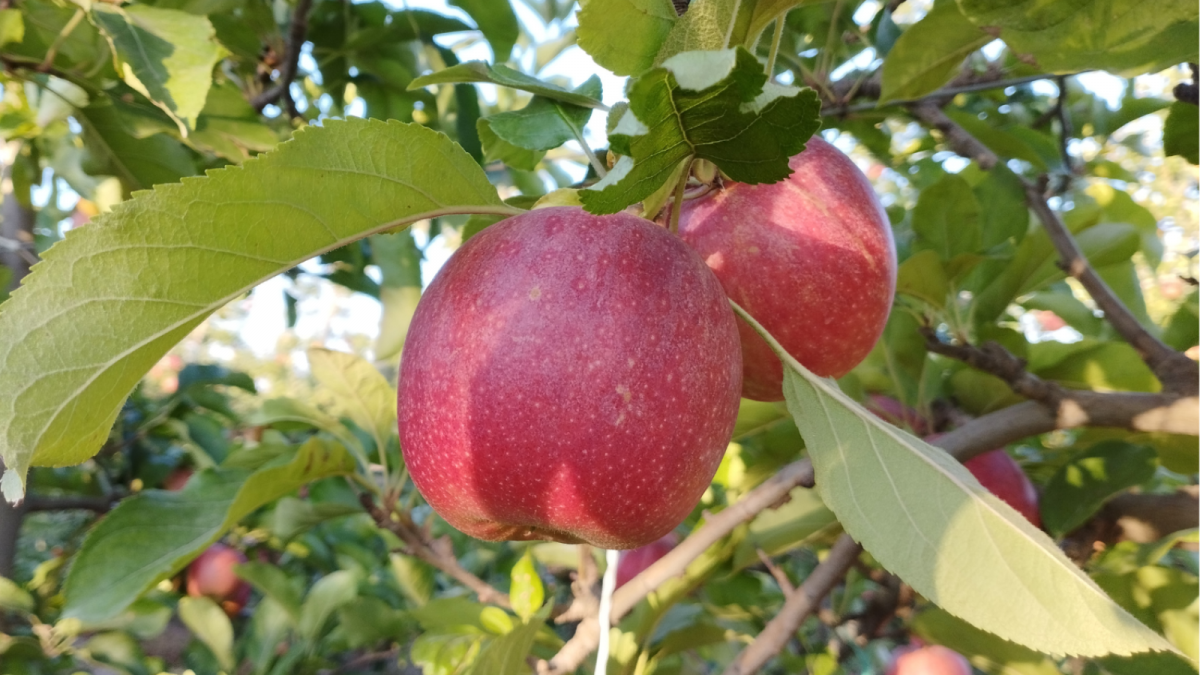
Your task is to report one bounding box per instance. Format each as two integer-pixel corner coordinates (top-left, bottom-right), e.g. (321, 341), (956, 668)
(678, 136), (897, 401)
(616, 534), (677, 588)
(886, 644), (972, 675)
(963, 448), (1042, 529)
(163, 467), (192, 491)
(186, 543), (251, 616)
(398, 207), (742, 550)
(866, 394), (930, 436)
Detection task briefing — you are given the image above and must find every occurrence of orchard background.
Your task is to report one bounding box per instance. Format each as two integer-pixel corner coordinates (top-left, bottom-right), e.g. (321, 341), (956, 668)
(0, 0), (1197, 673)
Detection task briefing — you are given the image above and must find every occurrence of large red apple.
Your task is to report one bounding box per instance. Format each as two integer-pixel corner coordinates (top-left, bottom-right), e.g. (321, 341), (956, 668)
(677, 136), (896, 401)
(616, 533), (677, 588)
(186, 543), (251, 616)
(963, 448), (1042, 529)
(886, 644), (971, 675)
(397, 207), (742, 550)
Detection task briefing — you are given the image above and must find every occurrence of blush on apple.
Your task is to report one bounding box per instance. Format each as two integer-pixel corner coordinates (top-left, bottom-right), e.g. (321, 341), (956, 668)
(616, 533), (677, 588)
(678, 136), (897, 401)
(398, 207), (742, 550)
(886, 644), (971, 675)
(163, 467), (192, 491)
(963, 448), (1042, 529)
(186, 543), (251, 616)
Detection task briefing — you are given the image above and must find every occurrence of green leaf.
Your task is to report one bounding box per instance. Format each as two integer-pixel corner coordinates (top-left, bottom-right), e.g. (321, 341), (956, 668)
(77, 99), (197, 192)
(896, 249), (950, 308)
(879, 1), (990, 103)
(177, 596), (235, 671)
(298, 570), (361, 642)
(409, 62), (606, 110)
(1040, 442), (1159, 538)
(729, 302), (1176, 657)
(92, 5), (222, 131)
(391, 553), (435, 606)
(450, 0), (518, 63)
(1164, 102), (1199, 165)
(509, 550), (545, 622)
(654, 0), (756, 64)
(190, 81), (280, 162)
(336, 596), (411, 648)
(485, 76), (601, 153)
(912, 175), (982, 260)
(1163, 290), (1199, 352)
(307, 347), (396, 452)
(974, 163), (1030, 250)
(372, 230), (424, 360)
(0, 9), (24, 48)
(1028, 340), (1159, 393)
(576, 0), (678, 76)
(61, 438), (353, 623)
(0, 118), (515, 496)
(912, 607), (1064, 675)
(235, 561), (303, 624)
(0, 576), (34, 613)
(269, 496), (360, 541)
(465, 607), (549, 675)
(733, 486), (837, 568)
(478, 118), (546, 170)
(580, 47), (821, 214)
(956, 0), (1199, 76)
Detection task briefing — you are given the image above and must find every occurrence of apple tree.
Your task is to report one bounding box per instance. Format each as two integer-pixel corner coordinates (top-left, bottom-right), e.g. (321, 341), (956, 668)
(0, 0), (1197, 673)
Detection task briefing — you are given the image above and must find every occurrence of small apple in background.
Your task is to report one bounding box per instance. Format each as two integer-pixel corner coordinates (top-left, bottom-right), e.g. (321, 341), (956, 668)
(931, 433), (1041, 528)
(866, 395), (930, 436)
(1034, 310), (1067, 332)
(398, 207), (742, 550)
(616, 534), (677, 588)
(887, 644), (971, 675)
(163, 467), (192, 491)
(187, 543), (251, 616)
(677, 136), (897, 401)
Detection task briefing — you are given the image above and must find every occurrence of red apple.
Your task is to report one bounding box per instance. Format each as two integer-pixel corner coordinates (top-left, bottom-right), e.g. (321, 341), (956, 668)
(964, 449), (1042, 529)
(865, 394), (930, 436)
(163, 467), (192, 491)
(616, 534), (677, 588)
(1035, 310), (1066, 332)
(886, 644), (971, 675)
(677, 136), (897, 401)
(187, 543), (251, 616)
(398, 207), (742, 549)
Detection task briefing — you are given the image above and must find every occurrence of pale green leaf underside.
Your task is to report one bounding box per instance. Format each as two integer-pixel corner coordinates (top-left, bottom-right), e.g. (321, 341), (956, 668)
(178, 596), (236, 671)
(307, 347), (397, 451)
(62, 438), (354, 623)
(0, 118), (515, 493)
(728, 302), (1175, 658)
(92, 5), (223, 130)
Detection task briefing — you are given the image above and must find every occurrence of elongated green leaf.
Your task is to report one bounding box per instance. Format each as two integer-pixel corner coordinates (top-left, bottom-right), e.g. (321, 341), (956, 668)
(1164, 101), (1199, 165)
(729, 301), (1175, 658)
(61, 438), (354, 623)
(465, 606), (550, 675)
(509, 550), (544, 622)
(912, 175), (982, 260)
(236, 561), (303, 624)
(576, 0), (678, 76)
(177, 596), (235, 671)
(880, 1), (990, 103)
(485, 76), (601, 152)
(92, 5), (222, 130)
(0, 10), (24, 49)
(78, 99), (197, 192)
(408, 62), (606, 110)
(1041, 442), (1158, 537)
(298, 570), (361, 642)
(0, 118), (516, 498)
(955, 0), (1199, 76)
(450, 0), (518, 63)
(580, 47), (821, 214)
(478, 119), (546, 170)
(307, 347), (396, 452)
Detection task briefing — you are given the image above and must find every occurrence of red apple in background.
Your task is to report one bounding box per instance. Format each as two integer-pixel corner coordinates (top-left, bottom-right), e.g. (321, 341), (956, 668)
(1034, 310), (1066, 332)
(616, 534), (677, 588)
(398, 207), (742, 550)
(187, 543), (251, 616)
(886, 644), (971, 675)
(866, 394), (930, 435)
(678, 136), (897, 401)
(930, 434), (1041, 528)
(163, 467), (192, 491)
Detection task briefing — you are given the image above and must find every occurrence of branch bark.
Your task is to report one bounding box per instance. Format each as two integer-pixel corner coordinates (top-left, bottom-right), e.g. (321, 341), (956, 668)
(1023, 176), (1200, 395)
(251, 0), (314, 113)
(721, 534), (863, 675)
(908, 102), (998, 169)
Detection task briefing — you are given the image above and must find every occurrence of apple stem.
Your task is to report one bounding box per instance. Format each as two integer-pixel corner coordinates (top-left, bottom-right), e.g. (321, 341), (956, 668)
(668, 159), (693, 234)
(594, 548), (620, 675)
(766, 16), (785, 82)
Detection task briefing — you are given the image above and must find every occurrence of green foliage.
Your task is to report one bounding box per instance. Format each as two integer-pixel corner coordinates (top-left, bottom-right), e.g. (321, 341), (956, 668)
(879, 1), (990, 103)
(581, 47), (820, 214)
(1164, 101), (1199, 164)
(1040, 442), (1159, 537)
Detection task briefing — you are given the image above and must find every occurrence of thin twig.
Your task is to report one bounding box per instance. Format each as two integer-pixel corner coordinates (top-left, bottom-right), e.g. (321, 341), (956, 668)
(25, 495), (113, 513)
(1054, 75), (1075, 175)
(251, 0), (315, 112)
(756, 548), (795, 596)
(765, 18), (785, 82)
(721, 534), (862, 675)
(362, 494), (511, 609)
(39, 8), (84, 73)
(909, 102), (998, 169)
(821, 72), (1079, 117)
(920, 327), (1064, 406)
(1023, 176), (1200, 395)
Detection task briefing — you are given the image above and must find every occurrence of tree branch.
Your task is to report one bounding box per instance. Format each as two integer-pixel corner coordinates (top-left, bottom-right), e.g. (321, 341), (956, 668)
(908, 102), (998, 169)
(920, 327), (1064, 406)
(362, 495), (511, 609)
(24, 495), (113, 513)
(251, 0), (314, 112)
(1023, 176), (1200, 395)
(721, 534), (863, 675)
